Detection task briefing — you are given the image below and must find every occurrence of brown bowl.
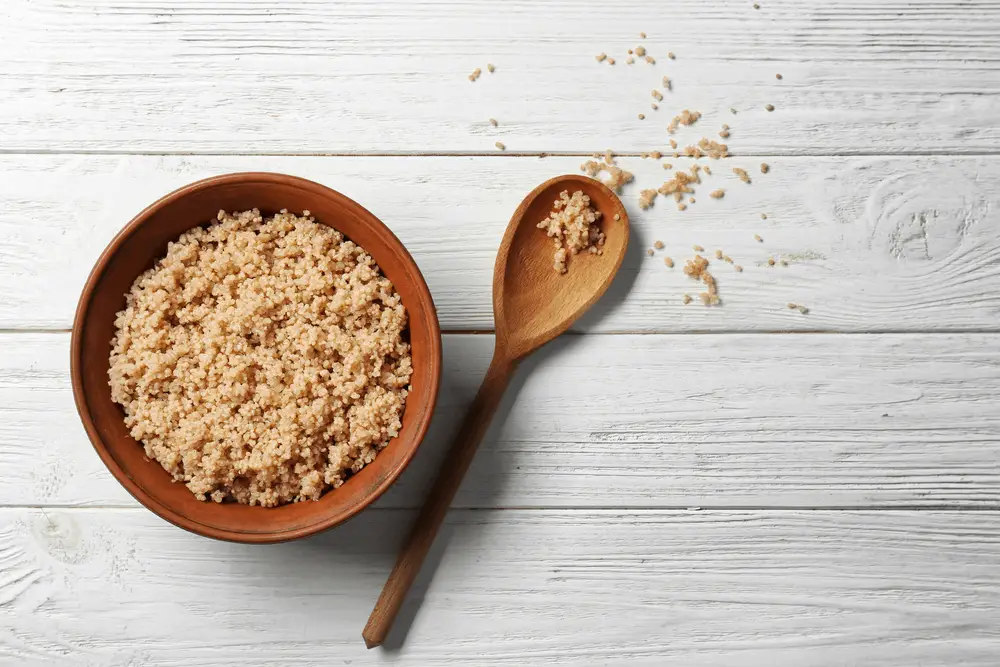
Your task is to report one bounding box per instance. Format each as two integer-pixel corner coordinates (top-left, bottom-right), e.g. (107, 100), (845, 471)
(70, 173), (442, 543)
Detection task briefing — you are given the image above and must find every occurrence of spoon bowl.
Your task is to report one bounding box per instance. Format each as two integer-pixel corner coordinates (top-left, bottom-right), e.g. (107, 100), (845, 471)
(495, 174), (630, 358)
(364, 175), (629, 648)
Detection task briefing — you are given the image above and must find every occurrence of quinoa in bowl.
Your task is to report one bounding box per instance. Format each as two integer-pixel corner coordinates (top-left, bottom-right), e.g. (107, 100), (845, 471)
(108, 208), (412, 507)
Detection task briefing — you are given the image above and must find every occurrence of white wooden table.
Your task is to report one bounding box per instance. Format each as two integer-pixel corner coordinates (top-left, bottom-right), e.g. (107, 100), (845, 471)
(3, 1), (1000, 664)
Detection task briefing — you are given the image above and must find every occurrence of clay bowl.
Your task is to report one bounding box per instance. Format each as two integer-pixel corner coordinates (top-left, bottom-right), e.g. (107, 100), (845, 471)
(71, 173), (442, 543)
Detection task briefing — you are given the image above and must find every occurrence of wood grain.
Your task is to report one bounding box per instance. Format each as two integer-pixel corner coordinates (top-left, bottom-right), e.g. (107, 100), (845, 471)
(2, 154), (999, 333)
(5, 332), (999, 509)
(2, 0), (999, 154)
(2, 507), (998, 665)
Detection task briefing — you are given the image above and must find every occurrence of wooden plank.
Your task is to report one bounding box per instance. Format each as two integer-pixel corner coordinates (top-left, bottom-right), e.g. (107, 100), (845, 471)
(2, 154), (1000, 333)
(4, 332), (999, 509)
(2, 0), (999, 154)
(2, 507), (998, 665)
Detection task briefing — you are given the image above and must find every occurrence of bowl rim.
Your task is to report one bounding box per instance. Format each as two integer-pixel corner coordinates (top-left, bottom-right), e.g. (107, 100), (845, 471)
(70, 172), (442, 543)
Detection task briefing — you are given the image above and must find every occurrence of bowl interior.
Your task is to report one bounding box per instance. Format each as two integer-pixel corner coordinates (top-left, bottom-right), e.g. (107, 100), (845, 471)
(72, 173), (441, 542)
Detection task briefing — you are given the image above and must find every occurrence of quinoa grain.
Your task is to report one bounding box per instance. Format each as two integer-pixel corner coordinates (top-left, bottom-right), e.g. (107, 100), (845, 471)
(538, 190), (606, 273)
(108, 209), (412, 507)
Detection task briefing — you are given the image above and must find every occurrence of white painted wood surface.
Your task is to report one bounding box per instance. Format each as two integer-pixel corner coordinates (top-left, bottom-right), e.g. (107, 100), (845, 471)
(3, 0), (1000, 663)
(2, 0), (999, 154)
(3, 154), (1000, 332)
(2, 508), (999, 666)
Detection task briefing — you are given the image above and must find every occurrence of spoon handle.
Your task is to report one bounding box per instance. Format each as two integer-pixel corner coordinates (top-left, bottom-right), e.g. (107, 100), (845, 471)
(363, 351), (516, 649)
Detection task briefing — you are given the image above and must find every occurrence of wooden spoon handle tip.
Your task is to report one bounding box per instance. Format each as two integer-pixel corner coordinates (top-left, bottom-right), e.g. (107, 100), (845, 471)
(362, 352), (515, 648)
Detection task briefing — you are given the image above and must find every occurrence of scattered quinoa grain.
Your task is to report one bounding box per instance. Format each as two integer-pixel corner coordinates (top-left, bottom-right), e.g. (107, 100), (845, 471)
(654, 240), (665, 250)
(636, 46), (647, 57)
(469, 67), (482, 81)
(495, 141), (505, 150)
(693, 244), (705, 252)
(580, 155), (634, 193)
(683, 294), (692, 304)
(798, 305), (810, 314)
(647, 248), (654, 256)
(677, 203), (687, 211)
(719, 129), (730, 139)
(668, 52), (675, 59)
(639, 188), (658, 209)
(780, 260), (789, 266)
(627, 56), (635, 65)
(733, 167), (751, 183)
(664, 256), (674, 268)
(767, 257), (776, 266)
(754, 233), (763, 242)
(775, 73), (782, 79)
(662, 76), (672, 89)
(640, 31), (647, 38)
(703, 166), (712, 175)
(735, 264), (743, 272)
(668, 109), (701, 134)
(715, 249), (724, 259)
(487, 63), (496, 73)
(753, 3), (760, 8)
(730, 107), (738, 114)
(652, 89), (664, 101)
(787, 302), (798, 310)
(489, 118), (498, 127)
(710, 188), (725, 199)
(651, 103), (659, 110)
(596, 53), (607, 62)
(760, 213), (768, 219)
(760, 163), (770, 173)
(607, 57), (616, 65)
(698, 137), (729, 159)
(638, 113), (646, 120)
(765, 103), (775, 111)
(645, 55), (656, 64)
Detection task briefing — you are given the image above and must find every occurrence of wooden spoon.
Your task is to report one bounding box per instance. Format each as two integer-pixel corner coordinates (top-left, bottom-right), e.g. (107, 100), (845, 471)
(362, 174), (629, 648)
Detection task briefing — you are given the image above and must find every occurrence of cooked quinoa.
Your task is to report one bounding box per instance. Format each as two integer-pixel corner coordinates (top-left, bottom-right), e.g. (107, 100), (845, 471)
(108, 209), (412, 507)
(537, 190), (605, 273)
